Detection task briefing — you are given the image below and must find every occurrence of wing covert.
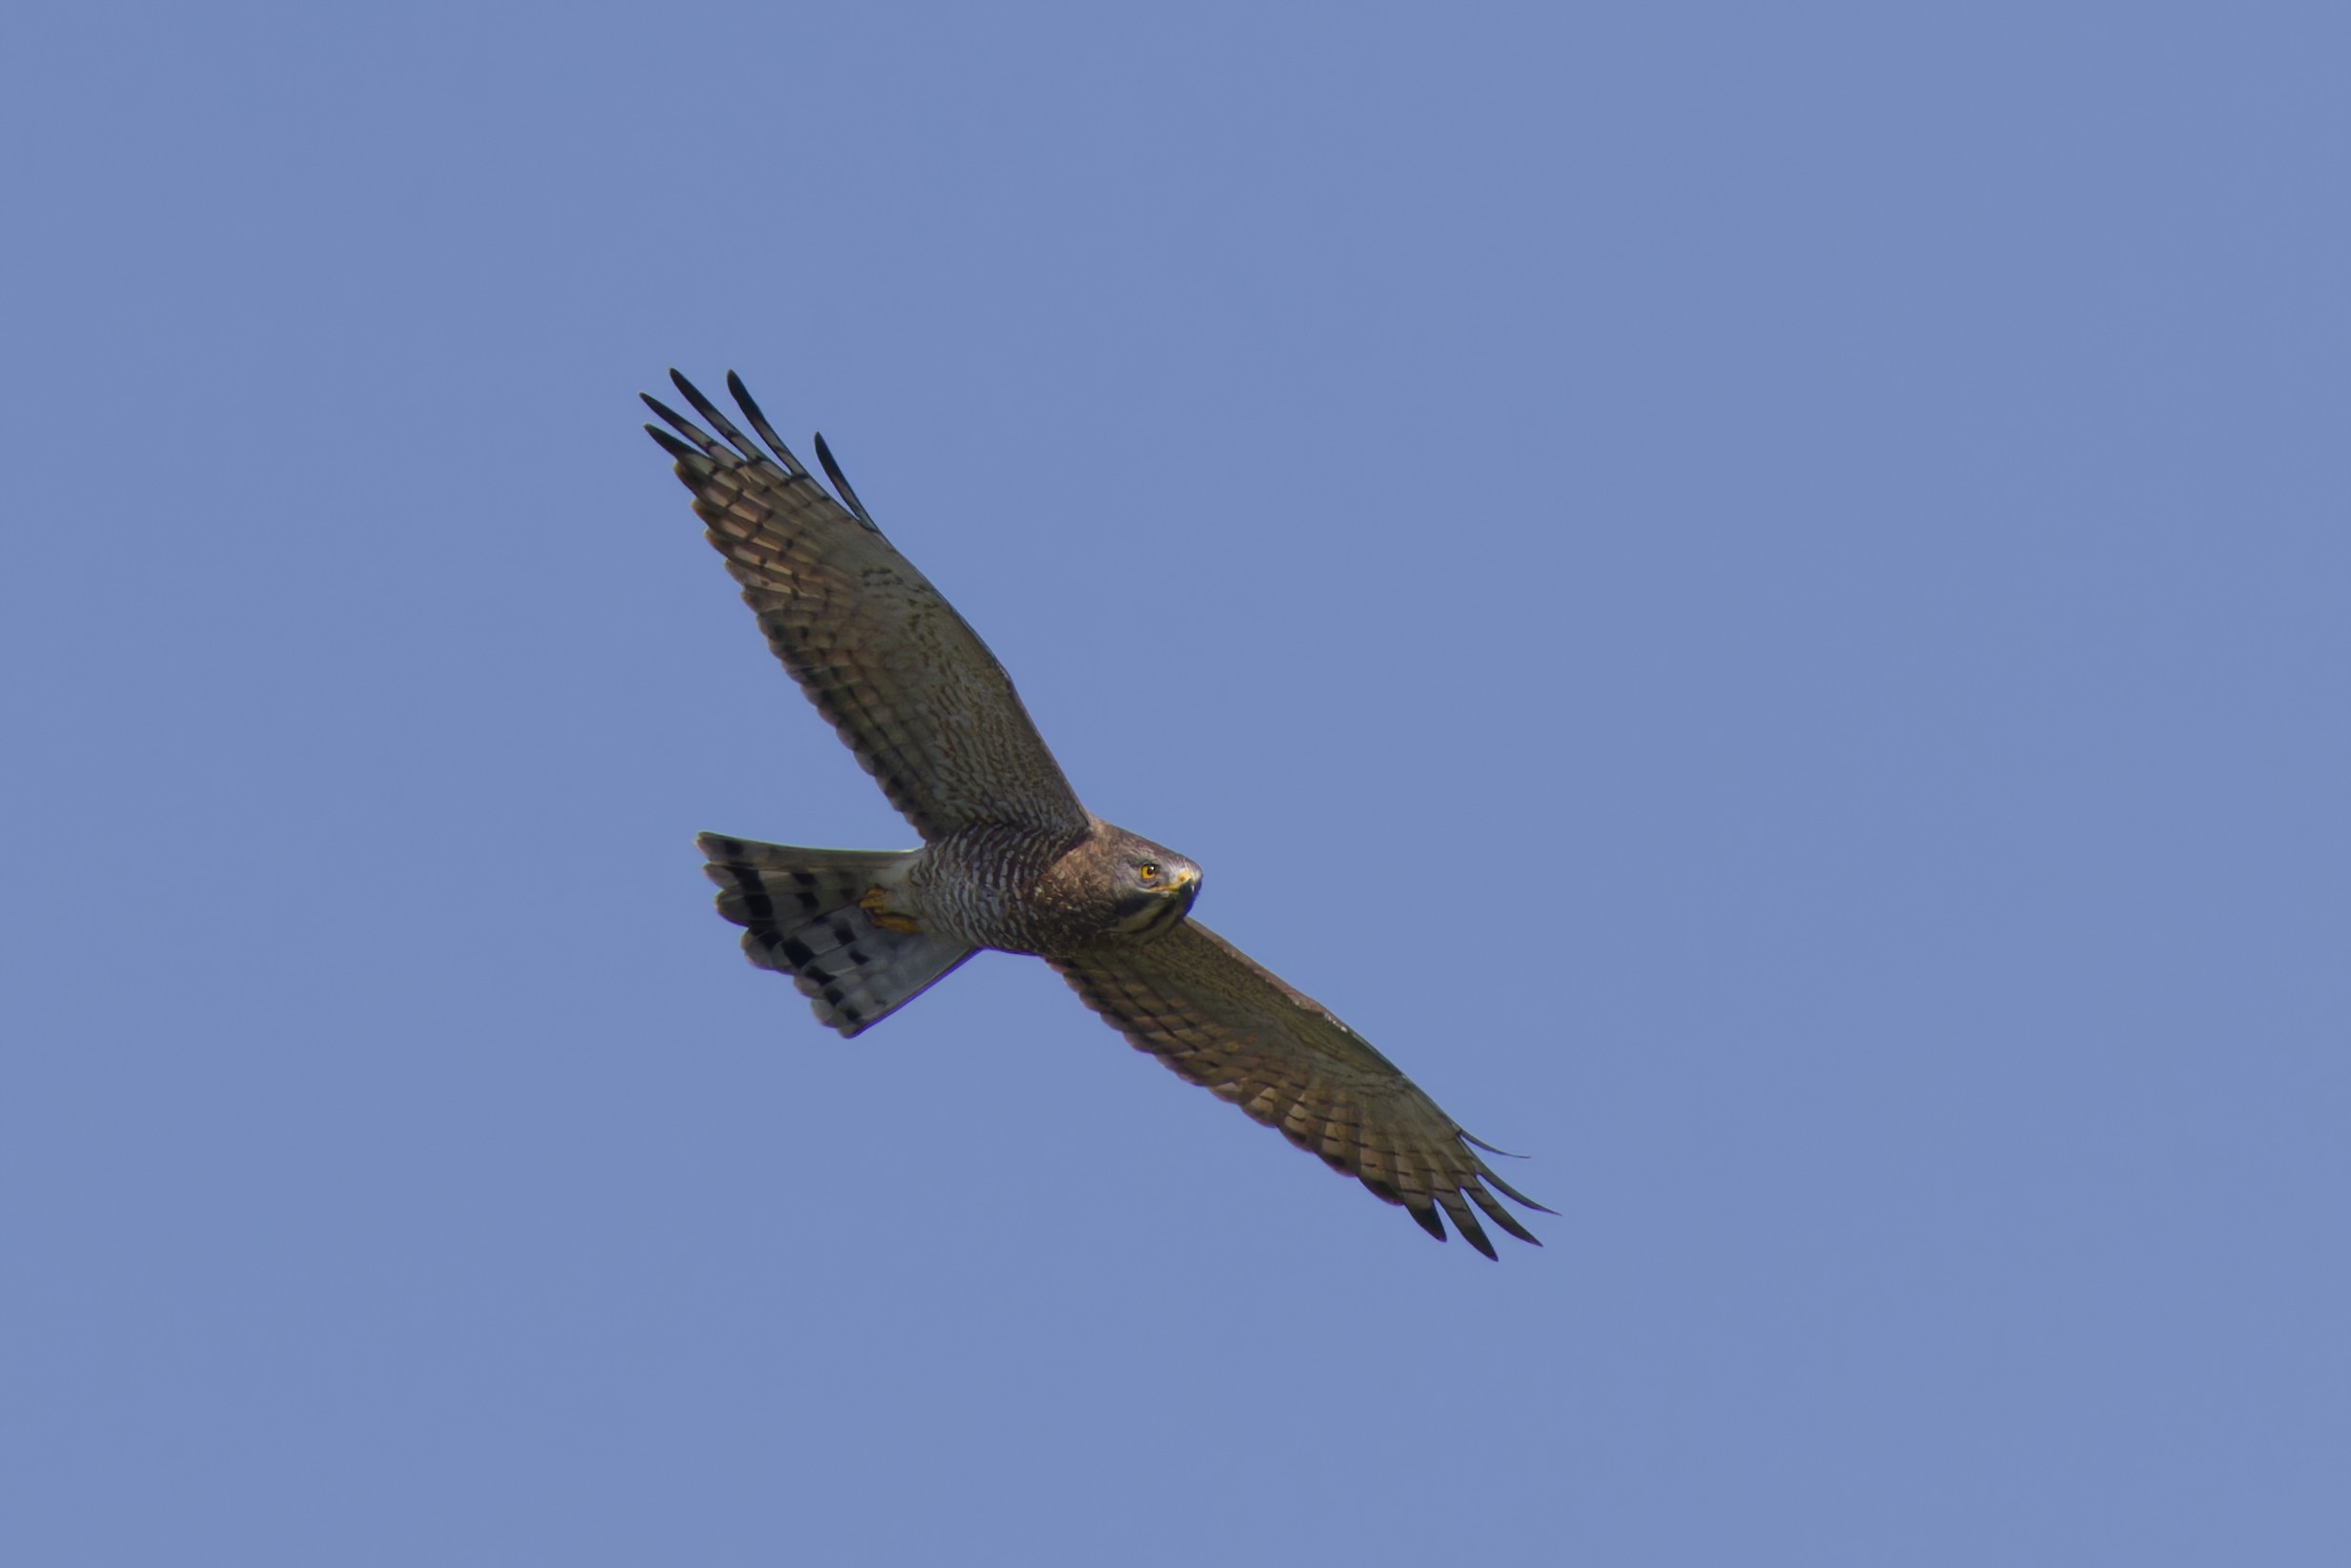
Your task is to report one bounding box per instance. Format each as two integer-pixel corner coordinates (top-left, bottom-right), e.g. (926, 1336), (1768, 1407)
(644, 372), (1088, 842)
(1053, 921), (1549, 1257)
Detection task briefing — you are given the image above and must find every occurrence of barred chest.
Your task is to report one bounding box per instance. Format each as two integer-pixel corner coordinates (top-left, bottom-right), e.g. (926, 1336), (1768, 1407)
(906, 822), (1103, 955)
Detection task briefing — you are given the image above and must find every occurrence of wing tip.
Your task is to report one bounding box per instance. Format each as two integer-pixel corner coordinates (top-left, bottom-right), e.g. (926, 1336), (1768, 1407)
(1388, 1161), (1548, 1257)
(721, 369), (809, 476)
(811, 430), (877, 525)
(1474, 1158), (1557, 1217)
(644, 423), (704, 466)
(644, 370), (813, 478)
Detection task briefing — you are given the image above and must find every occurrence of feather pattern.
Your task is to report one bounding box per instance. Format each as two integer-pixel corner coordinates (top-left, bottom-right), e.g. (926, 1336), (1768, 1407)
(1053, 922), (1550, 1257)
(649, 372), (1548, 1259)
(644, 373), (1087, 843)
(699, 834), (974, 1036)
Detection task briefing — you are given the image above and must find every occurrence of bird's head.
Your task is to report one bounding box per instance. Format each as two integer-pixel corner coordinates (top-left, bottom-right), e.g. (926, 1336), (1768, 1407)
(1108, 835), (1202, 935)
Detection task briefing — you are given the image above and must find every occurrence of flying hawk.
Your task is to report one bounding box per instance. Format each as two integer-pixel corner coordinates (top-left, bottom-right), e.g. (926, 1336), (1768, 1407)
(644, 372), (1548, 1256)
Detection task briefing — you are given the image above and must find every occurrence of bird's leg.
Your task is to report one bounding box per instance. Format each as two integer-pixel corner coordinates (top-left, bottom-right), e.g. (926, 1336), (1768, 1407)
(859, 886), (922, 934)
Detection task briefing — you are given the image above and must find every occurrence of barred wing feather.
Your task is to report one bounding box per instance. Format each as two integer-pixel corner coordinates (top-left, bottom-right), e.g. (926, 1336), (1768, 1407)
(644, 372), (1087, 843)
(1053, 922), (1549, 1257)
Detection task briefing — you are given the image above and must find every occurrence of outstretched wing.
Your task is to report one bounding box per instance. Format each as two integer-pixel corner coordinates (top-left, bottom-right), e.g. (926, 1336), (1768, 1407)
(644, 372), (1088, 843)
(1053, 922), (1550, 1257)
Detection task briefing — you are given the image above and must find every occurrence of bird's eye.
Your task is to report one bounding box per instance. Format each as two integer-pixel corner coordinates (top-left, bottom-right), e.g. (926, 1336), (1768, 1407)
(1138, 861), (1159, 880)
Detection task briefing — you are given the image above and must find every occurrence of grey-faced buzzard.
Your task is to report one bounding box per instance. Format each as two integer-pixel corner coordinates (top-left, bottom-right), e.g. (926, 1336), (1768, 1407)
(644, 372), (1548, 1257)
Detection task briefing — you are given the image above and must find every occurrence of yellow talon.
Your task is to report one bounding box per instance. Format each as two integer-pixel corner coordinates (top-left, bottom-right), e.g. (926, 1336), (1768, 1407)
(860, 886), (922, 934)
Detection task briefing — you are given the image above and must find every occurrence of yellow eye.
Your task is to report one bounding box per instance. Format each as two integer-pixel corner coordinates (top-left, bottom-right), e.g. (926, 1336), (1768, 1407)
(1138, 861), (1159, 879)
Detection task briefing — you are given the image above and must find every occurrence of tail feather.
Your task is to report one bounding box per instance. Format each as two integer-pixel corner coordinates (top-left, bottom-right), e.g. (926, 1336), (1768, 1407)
(697, 833), (973, 1037)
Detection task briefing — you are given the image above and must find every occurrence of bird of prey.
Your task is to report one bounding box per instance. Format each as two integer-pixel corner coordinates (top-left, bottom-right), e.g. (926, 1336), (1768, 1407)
(643, 372), (1549, 1257)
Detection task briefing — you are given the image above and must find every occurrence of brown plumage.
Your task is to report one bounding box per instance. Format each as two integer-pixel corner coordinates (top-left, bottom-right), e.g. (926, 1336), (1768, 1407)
(644, 371), (1550, 1257)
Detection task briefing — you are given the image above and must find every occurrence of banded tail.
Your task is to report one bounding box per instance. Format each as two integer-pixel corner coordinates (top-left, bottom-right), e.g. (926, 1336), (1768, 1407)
(697, 834), (974, 1037)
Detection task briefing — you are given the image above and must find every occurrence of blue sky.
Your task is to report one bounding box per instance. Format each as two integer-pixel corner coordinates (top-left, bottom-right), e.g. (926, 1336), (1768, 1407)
(5, 4), (2346, 1563)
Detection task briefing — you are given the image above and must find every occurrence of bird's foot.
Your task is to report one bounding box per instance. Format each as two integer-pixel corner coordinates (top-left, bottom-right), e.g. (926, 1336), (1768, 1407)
(860, 886), (922, 934)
